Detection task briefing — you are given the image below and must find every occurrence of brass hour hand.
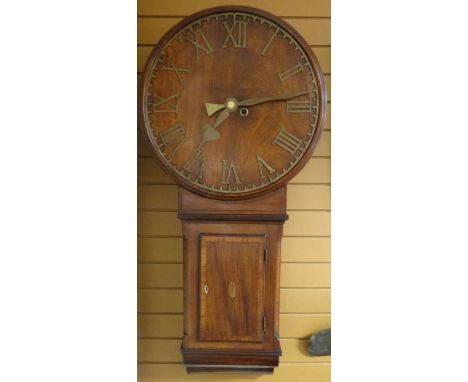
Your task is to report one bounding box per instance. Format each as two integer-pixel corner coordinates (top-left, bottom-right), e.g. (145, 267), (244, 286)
(199, 124), (220, 147)
(198, 108), (231, 147)
(212, 108), (230, 129)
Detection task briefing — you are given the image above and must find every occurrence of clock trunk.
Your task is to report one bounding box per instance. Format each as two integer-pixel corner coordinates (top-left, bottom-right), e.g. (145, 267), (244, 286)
(179, 187), (287, 373)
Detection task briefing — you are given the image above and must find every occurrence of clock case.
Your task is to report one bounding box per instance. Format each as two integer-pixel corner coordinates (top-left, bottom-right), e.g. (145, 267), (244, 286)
(179, 186), (286, 373)
(139, 5), (326, 374)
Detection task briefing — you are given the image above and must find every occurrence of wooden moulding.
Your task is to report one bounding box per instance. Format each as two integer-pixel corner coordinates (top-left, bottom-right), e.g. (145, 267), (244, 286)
(182, 333), (281, 373)
(186, 367), (274, 374)
(183, 349), (280, 367)
(178, 186), (288, 222)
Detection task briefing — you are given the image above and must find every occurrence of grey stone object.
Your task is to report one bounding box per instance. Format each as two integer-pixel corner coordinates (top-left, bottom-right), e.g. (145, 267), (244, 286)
(307, 328), (331, 356)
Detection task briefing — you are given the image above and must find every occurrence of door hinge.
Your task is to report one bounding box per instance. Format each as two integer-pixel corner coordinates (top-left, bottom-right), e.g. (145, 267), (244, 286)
(264, 248), (268, 264)
(263, 314), (267, 333)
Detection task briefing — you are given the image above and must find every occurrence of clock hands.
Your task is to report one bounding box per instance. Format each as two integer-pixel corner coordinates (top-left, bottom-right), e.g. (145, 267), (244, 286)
(238, 89), (312, 107)
(199, 89), (308, 146)
(205, 103), (226, 117)
(212, 108), (230, 129)
(198, 107), (230, 147)
(184, 107), (230, 180)
(204, 90), (312, 117)
(198, 89), (311, 149)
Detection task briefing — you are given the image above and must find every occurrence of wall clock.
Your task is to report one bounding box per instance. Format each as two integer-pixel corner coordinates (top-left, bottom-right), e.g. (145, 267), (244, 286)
(139, 5), (327, 374)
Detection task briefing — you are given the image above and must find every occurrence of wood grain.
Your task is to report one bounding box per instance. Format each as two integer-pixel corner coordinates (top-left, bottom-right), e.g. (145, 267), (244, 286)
(281, 264), (331, 288)
(179, 208), (284, 367)
(313, 130), (331, 157)
(137, 17), (330, 45)
(137, 236), (330, 263)
(138, 0), (331, 17)
(138, 339), (181, 363)
(138, 313), (330, 339)
(136, 73), (331, 101)
(137, 128), (330, 158)
(280, 339), (331, 363)
(138, 263), (330, 289)
(137, 237), (182, 262)
(290, 158), (330, 184)
(287, 184), (330, 210)
(138, 157), (330, 184)
(137, 1), (331, 377)
(280, 314), (330, 338)
(139, 7), (327, 201)
(138, 185), (178, 210)
(137, 184), (330, 210)
(137, 211), (181, 236)
(138, 338), (330, 363)
(138, 363), (330, 381)
(280, 289), (330, 313)
(282, 237), (330, 262)
(138, 158), (173, 184)
(199, 236), (265, 342)
(138, 289), (183, 313)
(136, 98), (330, 132)
(137, 45), (330, 74)
(138, 314), (183, 338)
(138, 264), (183, 288)
(137, 210), (329, 236)
(284, 211), (331, 236)
(138, 288), (330, 314)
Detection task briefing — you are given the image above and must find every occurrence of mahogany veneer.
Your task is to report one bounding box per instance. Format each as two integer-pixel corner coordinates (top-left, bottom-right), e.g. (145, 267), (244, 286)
(179, 187), (287, 373)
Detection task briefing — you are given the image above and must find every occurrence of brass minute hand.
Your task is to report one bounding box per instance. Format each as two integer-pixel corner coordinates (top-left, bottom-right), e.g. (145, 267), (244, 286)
(237, 89), (311, 107)
(204, 90), (311, 117)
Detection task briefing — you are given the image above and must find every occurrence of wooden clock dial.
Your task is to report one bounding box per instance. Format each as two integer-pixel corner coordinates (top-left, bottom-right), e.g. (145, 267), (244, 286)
(140, 6), (326, 200)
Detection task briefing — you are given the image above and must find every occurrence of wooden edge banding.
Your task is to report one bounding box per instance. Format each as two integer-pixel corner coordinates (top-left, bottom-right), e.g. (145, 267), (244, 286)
(178, 213), (289, 222)
(186, 366), (274, 374)
(183, 351), (280, 366)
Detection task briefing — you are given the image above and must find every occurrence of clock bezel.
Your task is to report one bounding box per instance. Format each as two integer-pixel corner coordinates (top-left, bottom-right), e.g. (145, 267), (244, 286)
(139, 5), (327, 201)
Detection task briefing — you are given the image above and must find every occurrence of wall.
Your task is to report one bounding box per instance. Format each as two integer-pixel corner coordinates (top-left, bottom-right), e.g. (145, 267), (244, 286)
(137, 1), (330, 380)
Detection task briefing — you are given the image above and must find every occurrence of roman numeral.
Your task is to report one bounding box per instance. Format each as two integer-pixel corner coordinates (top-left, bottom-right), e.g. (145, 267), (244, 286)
(221, 160), (241, 185)
(183, 148), (206, 178)
(222, 21), (248, 48)
(159, 122), (186, 156)
(260, 28), (279, 56)
(151, 93), (179, 113)
(160, 60), (189, 84)
(278, 62), (306, 82)
(185, 30), (214, 60)
(286, 100), (312, 113)
(273, 127), (303, 154)
(256, 155), (275, 179)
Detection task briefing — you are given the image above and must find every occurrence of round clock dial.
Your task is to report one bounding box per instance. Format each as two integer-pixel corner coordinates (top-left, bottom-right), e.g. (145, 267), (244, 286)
(140, 6), (326, 200)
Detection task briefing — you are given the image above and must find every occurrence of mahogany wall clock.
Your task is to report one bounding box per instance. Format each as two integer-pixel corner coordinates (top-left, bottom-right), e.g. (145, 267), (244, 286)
(139, 5), (327, 374)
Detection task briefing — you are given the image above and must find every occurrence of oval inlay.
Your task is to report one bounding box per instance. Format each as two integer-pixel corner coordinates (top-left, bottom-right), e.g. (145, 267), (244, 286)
(228, 281), (236, 299)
